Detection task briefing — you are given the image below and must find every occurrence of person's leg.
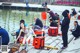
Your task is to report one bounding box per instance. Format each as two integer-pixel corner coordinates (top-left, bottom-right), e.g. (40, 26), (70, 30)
(43, 32), (45, 36)
(2, 42), (8, 45)
(34, 25), (42, 32)
(74, 14), (77, 19)
(62, 31), (68, 47)
(72, 32), (79, 38)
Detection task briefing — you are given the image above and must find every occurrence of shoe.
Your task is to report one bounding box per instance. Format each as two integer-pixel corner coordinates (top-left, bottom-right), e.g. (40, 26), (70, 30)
(74, 37), (79, 40)
(61, 43), (63, 45)
(61, 46), (67, 49)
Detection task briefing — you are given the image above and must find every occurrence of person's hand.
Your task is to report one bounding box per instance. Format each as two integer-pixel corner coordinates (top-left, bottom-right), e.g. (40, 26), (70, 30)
(30, 24), (32, 26)
(11, 32), (16, 36)
(14, 40), (17, 43)
(69, 29), (72, 31)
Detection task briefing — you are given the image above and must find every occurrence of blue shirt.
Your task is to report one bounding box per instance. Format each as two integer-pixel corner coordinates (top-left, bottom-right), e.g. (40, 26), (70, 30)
(0, 28), (9, 45)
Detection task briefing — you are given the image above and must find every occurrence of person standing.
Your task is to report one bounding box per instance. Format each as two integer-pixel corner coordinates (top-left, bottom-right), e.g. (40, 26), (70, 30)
(61, 10), (70, 49)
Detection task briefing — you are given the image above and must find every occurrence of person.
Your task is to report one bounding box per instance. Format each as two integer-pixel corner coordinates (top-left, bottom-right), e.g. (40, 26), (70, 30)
(15, 20), (28, 43)
(17, 23), (27, 43)
(31, 18), (44, 36)
(42, 2), (47, 8)
(47, 9), (59, 25)
(61, 10), (70, 49)
(50, 19), (58, 27)
(33, 18), (43, 30)
(15, 20), (28, 38)
(47, 9), (55, 20)
(0, 26), (9, 45)
(55, 13), (59, 17)
(55, 13), (60, 26)
(70, 21), (80, 40)
(26, 2), (29, 7)
(71, 8), (77, 18)
(77, 11), (80, 20)
(11, 20), (28, 53)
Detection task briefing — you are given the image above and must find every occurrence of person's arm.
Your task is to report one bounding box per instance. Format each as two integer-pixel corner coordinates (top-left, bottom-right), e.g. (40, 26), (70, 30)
(70, 26), (77, 32)
(15, 29), (23, 43)
(61, 19), (67, 27)
(49, 16), (51, 18)
(57, 19), (60, 27)
(48, 12), (52, 18)
(15, 30), (20, 36)
(11, 30), (19, 36)
(70, 29), (75, 32)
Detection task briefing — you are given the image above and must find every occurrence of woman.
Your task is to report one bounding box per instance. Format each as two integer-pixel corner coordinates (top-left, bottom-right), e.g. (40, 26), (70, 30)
(15, 20), (26, 38)
(10, 20), (28, 53)
(16, 22), (27, 44)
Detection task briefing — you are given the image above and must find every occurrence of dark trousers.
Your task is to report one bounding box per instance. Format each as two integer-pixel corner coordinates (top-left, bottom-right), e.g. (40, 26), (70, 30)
(2, 41), (9, 45)
(62, 31), (68, 47)
(72, 32), (80, 38)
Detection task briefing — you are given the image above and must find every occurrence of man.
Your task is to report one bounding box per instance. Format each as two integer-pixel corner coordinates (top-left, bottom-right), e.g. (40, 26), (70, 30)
(47, 9), (55, 20)
(33, 18), (43, 30)
(50, 19), (58, 27)
(55, 13), (60, 26)
(47, 9), (59, 20)
(0, 26), (9, 45)
(70, 21), (80, 40)
(47, 9), (59, 26)
(61, 10), (70, 49)
(32, 18), (44, 36)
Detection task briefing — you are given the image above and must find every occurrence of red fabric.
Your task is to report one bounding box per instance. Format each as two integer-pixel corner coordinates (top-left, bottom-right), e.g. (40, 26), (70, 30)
(18, 37), (24, 44)
(68, 13), (71, 19)
(41, 12), (47, 20)
(78, 15), (80, 20)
